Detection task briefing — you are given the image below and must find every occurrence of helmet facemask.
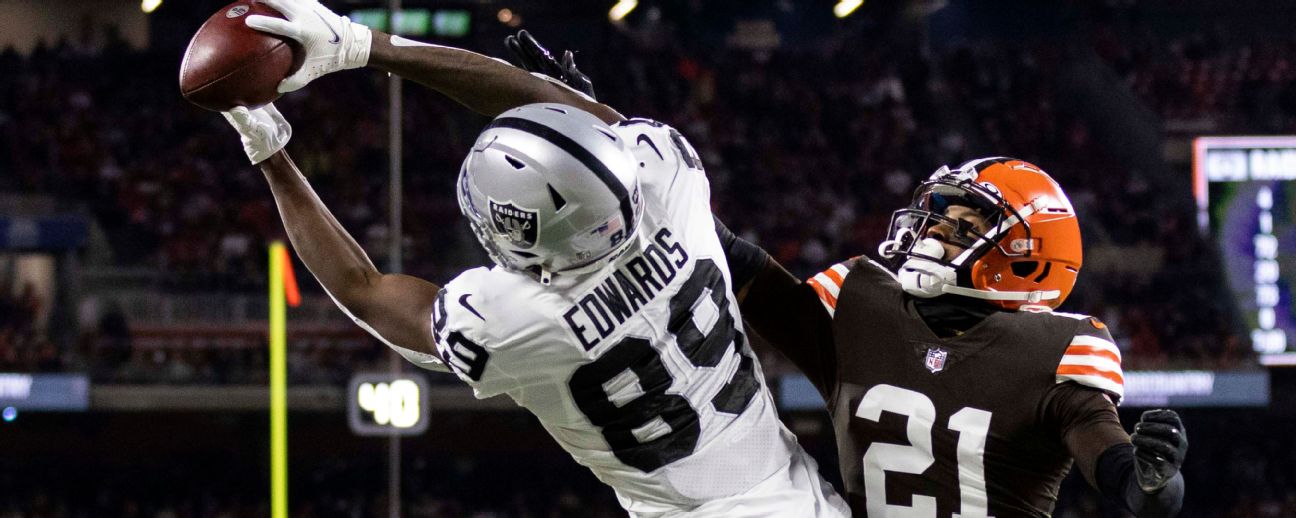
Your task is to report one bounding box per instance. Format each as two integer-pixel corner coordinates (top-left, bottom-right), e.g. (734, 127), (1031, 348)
(882, 175), (1028, 260)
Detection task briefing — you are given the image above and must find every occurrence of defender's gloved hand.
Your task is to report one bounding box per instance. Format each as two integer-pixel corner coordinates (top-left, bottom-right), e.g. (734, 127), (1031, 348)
(1131, 409), (1188, 493)
(505, 30), (596, 100)
(245, 0), (372, 93)
(223, 104), (291, 165)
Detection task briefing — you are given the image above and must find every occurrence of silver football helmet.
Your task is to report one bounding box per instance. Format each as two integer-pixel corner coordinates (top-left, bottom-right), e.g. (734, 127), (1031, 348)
(457, 103), (644, 284)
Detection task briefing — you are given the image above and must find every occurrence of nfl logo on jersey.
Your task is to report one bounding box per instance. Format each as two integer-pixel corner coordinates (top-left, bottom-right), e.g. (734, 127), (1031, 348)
(924, 348), (948, 373)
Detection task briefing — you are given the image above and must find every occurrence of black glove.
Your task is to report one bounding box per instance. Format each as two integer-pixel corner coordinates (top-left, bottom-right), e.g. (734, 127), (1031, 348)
(505, 30), (597, 100)
(1131, 409), (1188, 493)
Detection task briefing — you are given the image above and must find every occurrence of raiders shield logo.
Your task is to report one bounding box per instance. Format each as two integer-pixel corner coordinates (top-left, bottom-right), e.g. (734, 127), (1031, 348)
(489, 200), (539, 248)
(924, 347), (948, 373)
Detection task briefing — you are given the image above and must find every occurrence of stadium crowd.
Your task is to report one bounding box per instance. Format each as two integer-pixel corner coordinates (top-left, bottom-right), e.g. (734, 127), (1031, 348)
(0, 15), (1260, 379)
(1091, 16), (1296, 134)
(2, 2), (1296, 516)
(0, 280), (61, 373)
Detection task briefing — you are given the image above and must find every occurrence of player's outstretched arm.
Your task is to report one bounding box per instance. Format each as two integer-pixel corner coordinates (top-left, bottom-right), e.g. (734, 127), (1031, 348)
(366, 32), (623, 123)
(714, 217), (839, 392)
(258, 150), (442, 356)
(243, 0), (621, 122)
(223, 105), (443, 364)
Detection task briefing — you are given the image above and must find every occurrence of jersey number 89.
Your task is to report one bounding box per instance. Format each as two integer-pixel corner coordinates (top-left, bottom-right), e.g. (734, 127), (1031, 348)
(569, 259), (759, 472)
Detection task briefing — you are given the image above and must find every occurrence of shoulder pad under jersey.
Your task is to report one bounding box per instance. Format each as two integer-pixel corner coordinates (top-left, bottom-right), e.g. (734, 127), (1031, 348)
(433, 267), (552, 397)
(805, 258), (864, 317)
(1053, 315), (1124, 404)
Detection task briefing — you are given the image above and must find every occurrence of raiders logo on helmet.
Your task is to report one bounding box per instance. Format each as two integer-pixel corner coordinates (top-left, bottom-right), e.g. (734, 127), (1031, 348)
(489, 200), (539, 248)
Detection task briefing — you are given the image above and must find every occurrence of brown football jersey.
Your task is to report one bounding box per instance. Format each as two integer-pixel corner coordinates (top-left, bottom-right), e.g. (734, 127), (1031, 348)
(759, 258), (1127, 517)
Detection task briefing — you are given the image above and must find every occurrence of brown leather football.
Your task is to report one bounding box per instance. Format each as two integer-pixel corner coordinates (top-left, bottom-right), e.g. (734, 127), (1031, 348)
(179, 1), (303, 111)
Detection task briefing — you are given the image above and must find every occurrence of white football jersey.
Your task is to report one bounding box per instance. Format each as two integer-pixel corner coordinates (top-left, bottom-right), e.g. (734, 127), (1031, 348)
(430, 120), (803, 513)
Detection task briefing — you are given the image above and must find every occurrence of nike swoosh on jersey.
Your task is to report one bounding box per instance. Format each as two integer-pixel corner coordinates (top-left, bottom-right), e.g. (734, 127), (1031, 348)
(459, 294), (485, 321)
(315, 12), (342, 44)
(636, 134), (664, 160)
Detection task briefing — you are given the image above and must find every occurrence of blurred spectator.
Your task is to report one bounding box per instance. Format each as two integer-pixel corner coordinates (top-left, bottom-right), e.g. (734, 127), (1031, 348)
(0, 5), (1291, 517)
(0, 10), (1256, 380)
(0, 281), (61, 373)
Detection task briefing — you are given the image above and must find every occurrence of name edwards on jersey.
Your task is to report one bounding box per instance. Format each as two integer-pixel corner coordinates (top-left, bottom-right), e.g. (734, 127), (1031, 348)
(563, 228), (689, 350)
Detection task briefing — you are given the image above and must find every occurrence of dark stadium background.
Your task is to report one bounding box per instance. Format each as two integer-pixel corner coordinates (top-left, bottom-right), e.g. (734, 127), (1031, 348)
(3, 0), (1296, 516)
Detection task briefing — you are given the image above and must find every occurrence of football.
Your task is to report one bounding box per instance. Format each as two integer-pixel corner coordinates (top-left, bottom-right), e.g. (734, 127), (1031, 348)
(179, 1), (302, 111)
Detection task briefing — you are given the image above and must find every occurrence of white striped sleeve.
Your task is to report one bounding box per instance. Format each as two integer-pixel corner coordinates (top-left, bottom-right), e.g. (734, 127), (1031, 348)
(805, 262), (852, 316)
(1055, 326), (1125, 404)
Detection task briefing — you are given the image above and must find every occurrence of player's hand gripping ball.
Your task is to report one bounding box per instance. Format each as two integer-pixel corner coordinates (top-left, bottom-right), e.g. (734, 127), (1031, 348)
(179, 1), (303, 111)
(223, 104), (291, 165)
(238, 0), (373, 93)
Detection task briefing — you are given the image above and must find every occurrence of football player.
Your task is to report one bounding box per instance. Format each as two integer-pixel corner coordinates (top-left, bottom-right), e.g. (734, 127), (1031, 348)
(511, 37), (1189, 517)
(741, 158), (1188, 517)
(226, 1), (848, 516)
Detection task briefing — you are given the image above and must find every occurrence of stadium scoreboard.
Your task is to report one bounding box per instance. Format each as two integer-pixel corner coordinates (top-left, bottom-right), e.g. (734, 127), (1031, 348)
(1194, 136), (1296, 365)
(347, 373), (430, 436)
(347, 8), (471, 38)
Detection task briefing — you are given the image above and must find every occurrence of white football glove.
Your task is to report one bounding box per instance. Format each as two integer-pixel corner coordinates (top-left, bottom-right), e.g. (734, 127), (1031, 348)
(223, 104), (292, 165)
(245, 0), (372, 93)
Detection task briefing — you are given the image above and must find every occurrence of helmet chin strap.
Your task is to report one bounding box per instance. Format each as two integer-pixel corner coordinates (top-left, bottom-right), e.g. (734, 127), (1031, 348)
(533, 232), (644, 286)
(939, 284), (1061, 304)
(897, 238), (1061, 305)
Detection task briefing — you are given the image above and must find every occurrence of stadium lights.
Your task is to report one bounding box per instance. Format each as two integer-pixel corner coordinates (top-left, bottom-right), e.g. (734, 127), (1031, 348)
(141, 0), (162, 14)
(834, 0), (864, 18)
(498, 8), (522, 27)
(609, 0), (637, 22)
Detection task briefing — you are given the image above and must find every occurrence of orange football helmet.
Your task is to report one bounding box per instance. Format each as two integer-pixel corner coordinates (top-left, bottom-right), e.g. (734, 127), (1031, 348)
(878, 157), (1082, 310)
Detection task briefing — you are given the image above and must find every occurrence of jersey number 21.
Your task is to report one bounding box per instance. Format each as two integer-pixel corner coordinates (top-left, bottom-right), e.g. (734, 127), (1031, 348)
(858, 384), (996, 518)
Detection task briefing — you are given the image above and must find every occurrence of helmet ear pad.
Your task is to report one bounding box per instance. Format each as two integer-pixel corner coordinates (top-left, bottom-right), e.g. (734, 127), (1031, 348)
(968, 203), (1082, 310)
